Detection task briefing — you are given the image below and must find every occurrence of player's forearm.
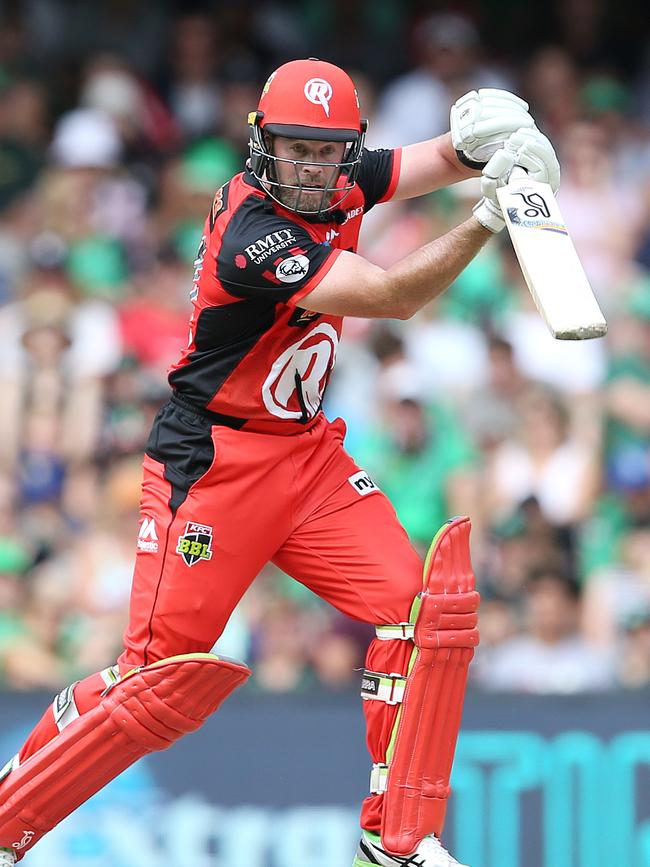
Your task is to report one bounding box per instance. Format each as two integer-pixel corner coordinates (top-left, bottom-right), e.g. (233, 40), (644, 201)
(395, 134), (479, 200)
(425, 132), (479, 185)
(298, 216), (492, 319)
(381, 216), (491, 319)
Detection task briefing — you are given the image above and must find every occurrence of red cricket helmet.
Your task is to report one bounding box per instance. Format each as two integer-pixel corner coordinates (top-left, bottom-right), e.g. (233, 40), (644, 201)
(248, 58), (368, 215)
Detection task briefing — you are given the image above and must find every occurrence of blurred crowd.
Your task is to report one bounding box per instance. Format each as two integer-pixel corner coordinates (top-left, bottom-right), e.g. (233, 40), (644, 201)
(1, 0), (650, 695)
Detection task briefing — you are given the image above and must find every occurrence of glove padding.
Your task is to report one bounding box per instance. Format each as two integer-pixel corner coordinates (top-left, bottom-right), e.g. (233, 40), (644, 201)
(451, 88), (535, 168)
(473, 127), (561, 233)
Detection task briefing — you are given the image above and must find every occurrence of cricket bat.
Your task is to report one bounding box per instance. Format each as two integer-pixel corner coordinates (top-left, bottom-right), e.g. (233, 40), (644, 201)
(496, 167), (607, 340)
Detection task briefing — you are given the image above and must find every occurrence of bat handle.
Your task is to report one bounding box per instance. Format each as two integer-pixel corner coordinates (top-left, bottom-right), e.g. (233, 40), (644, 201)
(509, 166), (528, 181)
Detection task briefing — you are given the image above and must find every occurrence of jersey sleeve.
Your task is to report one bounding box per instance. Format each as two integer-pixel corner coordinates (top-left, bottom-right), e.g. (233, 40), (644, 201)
(356, 147), (402, 211)
(215, 203), (341, 305)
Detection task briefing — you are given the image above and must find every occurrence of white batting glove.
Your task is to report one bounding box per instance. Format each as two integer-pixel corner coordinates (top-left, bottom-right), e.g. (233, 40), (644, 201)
(451, 88), (536, 168)
(473, 127), (561, 233)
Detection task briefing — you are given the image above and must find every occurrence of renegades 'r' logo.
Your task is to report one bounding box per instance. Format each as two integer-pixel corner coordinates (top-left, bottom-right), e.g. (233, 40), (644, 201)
(304, 78), (333, 116)
(176, 522), (214, 567)
(262, 323), (339, 421)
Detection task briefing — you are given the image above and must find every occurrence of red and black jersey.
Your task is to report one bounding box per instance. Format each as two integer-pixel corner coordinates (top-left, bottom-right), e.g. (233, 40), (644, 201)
(168, 147), (401, 434)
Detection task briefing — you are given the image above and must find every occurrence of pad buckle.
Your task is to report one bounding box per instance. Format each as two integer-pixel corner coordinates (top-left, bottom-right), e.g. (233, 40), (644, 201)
(360, 670), (406, 705)
(375, 623), (415, 641)
(370, 762), (389, 794)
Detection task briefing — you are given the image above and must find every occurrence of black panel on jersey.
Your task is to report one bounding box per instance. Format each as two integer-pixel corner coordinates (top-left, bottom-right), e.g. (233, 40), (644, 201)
(145, 400), (216, 515)
(168, 296), (277, 407)
(356, 147), (395, 211)
(217, 193), (334, 302)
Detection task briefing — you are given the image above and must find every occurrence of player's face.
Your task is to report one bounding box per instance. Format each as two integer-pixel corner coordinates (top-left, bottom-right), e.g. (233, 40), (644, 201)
(270, 137), (346, 212)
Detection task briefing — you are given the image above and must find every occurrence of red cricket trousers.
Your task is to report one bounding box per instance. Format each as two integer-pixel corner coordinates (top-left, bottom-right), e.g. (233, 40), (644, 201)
(18, 401), (424, 831)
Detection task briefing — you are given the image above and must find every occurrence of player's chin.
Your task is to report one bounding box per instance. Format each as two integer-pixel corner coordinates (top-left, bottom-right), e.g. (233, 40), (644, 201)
(296, 189), (334, 213)
(278, 186), (332, 213)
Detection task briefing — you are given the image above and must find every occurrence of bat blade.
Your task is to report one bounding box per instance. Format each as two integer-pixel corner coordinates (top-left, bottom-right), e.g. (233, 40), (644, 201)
(496, 173), (607, 340)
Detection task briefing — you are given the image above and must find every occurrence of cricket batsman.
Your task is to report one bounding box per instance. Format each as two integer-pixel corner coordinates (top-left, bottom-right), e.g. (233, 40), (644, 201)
(0, 59), (559, 866)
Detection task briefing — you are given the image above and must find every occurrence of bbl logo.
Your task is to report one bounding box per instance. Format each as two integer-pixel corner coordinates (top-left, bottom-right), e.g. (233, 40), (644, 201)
(176, 521), (214, 567)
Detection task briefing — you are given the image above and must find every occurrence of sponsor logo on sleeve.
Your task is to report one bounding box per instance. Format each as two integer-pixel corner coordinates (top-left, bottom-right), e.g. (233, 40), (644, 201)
(245, 229), (297, 265)
(275, 254), (310, 284)
(344, 205), (364, 222)
(176, 522), (214, 567)
(348, 471), (379, 496)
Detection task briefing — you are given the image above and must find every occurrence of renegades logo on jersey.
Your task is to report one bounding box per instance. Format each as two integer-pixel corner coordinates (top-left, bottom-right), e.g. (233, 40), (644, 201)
(176, 521), (214, 567)
(209, 182), (229, 231)
(262, 322), (339, 421)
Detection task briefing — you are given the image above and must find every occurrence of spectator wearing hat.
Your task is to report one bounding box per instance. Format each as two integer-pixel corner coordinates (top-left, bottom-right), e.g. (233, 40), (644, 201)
(44, 104), (149, 255)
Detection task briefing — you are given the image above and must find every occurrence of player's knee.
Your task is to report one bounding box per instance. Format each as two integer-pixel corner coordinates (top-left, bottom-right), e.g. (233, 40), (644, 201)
(371, 569), (423, 627)
(375, 521), (479, 644)
(105, 652), (251, 751)
(0, 654), (250, 854)
(363, 519), (480, 693)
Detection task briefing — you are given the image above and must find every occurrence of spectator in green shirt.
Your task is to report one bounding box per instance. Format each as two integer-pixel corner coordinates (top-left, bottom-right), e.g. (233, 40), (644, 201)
(352, 389), (481, 553)
(603, 285), (650, 474)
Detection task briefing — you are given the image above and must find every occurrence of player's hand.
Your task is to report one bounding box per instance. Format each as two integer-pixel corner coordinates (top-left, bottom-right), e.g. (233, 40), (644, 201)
(473, 127), (560, 233)
(451, 88), (535, 168)
(513, 127), (560, 190)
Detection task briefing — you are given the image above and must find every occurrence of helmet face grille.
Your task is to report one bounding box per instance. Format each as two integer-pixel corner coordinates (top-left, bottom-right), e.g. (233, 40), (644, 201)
(248, 118), (366, 216)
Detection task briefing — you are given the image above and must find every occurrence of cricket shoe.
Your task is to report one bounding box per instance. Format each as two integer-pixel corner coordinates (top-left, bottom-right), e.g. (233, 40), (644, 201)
(353, 830), (469, 867)
(0, 849), (16, 867)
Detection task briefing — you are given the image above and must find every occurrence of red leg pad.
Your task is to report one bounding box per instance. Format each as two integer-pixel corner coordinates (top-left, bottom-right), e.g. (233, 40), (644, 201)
(381, 517), (479, 856)
(0, 653), (250, 858)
